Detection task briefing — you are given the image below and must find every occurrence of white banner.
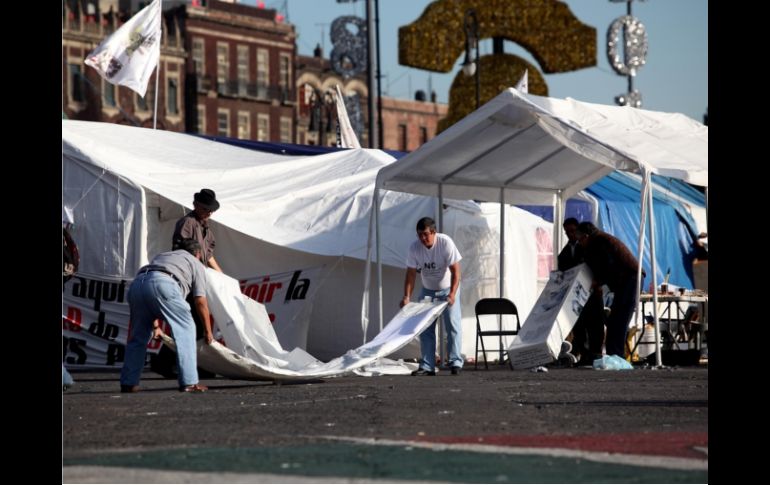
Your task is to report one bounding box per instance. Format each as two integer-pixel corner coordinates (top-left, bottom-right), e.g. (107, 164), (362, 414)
(238, 266), (323, 350)
(63, 266), (322, 369)
(62, 273), (155, 369)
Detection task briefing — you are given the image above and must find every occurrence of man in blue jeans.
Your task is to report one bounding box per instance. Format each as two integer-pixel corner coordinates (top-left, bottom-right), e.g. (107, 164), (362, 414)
(401, 217), (463, 375)
(120, 239), (214, 393)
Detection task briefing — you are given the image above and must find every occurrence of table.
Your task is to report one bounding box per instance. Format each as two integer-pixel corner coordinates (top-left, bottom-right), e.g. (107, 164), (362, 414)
(638, 293), (708, 350)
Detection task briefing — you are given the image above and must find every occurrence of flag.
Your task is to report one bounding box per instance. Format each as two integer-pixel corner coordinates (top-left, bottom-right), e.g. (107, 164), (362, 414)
(334, 85), (362, 149)
(515, 69), (529, 94)
(84, 0), (161, 97)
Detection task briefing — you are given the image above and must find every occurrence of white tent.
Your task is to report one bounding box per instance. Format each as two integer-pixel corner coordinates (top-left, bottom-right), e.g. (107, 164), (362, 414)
(63, 120), (551, 363)
(373, 88), (708, 366)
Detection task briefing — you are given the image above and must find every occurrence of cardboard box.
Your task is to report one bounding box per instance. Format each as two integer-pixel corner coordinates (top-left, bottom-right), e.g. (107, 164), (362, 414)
(507, 264), (592, 369)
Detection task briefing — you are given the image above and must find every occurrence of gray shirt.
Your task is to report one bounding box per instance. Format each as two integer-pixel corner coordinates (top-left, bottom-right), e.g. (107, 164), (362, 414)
(141, 250), (208, 298)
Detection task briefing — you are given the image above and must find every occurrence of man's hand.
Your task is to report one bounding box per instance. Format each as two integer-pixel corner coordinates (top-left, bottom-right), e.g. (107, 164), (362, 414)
(399, 296), (410, 308)
(205, 330), (214, 344)
(447, 293), (456, 306)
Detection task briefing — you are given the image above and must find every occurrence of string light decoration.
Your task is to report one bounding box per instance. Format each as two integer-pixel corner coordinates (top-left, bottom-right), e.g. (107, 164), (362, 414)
(398, 0), (596, 74)
(398, 0), (596, 132)
(330, 16), (369, 78)
(607, 0), (648, 108)
(438, 54), (548, 132)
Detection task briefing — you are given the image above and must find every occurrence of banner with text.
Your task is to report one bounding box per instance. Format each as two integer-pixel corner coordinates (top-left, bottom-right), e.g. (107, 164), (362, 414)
(63, 266), (323, 369)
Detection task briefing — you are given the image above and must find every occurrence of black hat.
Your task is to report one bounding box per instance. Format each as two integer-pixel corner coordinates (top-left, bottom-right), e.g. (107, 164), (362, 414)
(194, 188), (220, 211)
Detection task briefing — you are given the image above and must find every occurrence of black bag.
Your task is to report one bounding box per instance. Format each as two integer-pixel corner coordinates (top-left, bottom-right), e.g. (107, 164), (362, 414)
(63, 227), (79, 283)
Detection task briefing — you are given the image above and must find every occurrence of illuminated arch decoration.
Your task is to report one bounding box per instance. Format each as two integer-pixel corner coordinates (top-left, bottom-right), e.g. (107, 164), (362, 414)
(438, 55), (547, 132)
(399, 0), (596, 131)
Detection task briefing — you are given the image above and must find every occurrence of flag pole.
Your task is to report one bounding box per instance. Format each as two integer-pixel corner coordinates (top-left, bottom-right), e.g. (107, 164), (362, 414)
(152, 0), (163, 129)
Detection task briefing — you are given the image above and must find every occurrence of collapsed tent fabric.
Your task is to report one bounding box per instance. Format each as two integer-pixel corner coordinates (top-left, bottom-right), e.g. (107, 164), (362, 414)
(175, 269), (448, 380)
(63, 120), (551, 362)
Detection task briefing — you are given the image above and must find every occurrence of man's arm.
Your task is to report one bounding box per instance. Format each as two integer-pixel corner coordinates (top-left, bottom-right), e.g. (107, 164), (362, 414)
(207, 255), (223, 273)
(447, 262), (461, 306)
(193, 296), (214, 344)
(400, 267), (417, 308)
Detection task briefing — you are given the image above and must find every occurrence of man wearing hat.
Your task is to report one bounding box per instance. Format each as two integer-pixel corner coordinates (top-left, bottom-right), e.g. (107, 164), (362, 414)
(172, 188), (223, 272)
(154, 189), (223, 379)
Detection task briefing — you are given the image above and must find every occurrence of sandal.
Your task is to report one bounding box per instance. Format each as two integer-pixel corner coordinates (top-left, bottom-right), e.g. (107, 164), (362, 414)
(179, 383), (208, 393)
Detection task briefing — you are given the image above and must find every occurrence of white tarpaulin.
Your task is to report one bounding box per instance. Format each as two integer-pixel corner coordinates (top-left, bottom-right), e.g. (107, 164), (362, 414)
(172, 269), (447, 380)
(63, 120), (551, 362)
(377, 88), (707, 204)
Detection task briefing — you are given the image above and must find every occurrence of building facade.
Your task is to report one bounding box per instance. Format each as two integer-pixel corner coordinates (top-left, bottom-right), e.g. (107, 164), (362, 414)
(63, 0), (187, 130)
(63, 1), (447, 150)
(182, 0), (296, 142)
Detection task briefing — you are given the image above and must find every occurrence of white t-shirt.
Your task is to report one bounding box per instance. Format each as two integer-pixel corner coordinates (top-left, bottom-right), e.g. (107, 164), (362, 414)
(407, 233), (462, 290)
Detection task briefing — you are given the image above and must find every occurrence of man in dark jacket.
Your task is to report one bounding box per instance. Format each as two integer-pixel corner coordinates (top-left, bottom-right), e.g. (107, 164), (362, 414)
(559, 218), (604, 364)
(576, 222), (640, 358)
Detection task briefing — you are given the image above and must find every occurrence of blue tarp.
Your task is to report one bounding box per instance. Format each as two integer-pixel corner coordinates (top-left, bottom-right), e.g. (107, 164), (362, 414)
(201, 134), (704, 290)
(519, 172), (705, 290)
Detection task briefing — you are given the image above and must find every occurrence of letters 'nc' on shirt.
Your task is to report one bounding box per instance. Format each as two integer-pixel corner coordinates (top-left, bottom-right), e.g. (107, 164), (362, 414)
(406, 233), (462, 290)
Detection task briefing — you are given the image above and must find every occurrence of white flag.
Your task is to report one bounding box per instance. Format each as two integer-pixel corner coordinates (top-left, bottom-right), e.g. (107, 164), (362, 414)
(334, 85), (362, 149)
(84, 0), (161, 97)
(515, 69), (529, 94)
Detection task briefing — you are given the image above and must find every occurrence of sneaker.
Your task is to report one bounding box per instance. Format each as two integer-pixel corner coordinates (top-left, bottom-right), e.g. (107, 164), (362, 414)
(450, 366), (461, 375)
(411, 368), (436, 376)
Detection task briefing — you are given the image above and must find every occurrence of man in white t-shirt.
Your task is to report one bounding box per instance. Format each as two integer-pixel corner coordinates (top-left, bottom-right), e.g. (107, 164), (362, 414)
(400, 217), (463, 375)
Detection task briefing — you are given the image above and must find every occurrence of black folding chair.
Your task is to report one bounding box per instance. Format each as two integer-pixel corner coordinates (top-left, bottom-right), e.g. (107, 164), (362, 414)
(475, 298), (520, 370)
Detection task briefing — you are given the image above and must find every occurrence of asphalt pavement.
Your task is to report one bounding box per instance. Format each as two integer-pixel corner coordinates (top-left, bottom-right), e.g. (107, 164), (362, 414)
(63, 364), (708, 483)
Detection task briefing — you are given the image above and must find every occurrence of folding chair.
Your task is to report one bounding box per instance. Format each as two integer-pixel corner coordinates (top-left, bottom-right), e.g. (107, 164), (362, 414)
(475, 298), (520, 370)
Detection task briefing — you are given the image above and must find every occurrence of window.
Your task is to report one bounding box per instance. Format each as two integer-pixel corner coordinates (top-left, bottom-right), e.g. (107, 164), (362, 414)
(398, 124), (408, 151)
(197, 104), (206, 134)
(279, 53), (291, 100)
(257, 114), (270, 141)
(420, 126), (428, 145)
(68, 64), (84, 103)
(192, 38), (205, 85)
(217, 42), (229, 89)
(167, 77), (179, 115)
(280, 116), (292, 143)
(256, 49), (269, 98)
(217, 108), (230, 136)
(136, 82), (151, 112)
(237, 111), (250, 139)
(102, 79), (115, 107)
(237, 45), (249, 96)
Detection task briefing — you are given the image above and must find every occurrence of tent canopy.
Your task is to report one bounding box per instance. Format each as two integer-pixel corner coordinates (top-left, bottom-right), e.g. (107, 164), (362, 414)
(376, 88), (707, 204)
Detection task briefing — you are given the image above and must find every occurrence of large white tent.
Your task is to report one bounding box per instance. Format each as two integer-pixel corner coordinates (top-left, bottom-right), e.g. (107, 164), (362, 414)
(373, 88), (708, 366)
(63, 120), (551, 363)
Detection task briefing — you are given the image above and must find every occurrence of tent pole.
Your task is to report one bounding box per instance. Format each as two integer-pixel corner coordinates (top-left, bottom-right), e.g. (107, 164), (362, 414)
(646, 177), (663, 367)
(375, 188), (383, 332)
(634, 171), (650, 359)
(499, 188), (505, 298)
(552, 192), (563, 268)
(437, 183), (446, 365)
(438, 183), (444, 232)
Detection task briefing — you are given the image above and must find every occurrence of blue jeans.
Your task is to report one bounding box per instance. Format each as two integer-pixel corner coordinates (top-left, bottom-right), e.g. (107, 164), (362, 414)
(120, 272), (199, 388)
(418, 286), (463, 370)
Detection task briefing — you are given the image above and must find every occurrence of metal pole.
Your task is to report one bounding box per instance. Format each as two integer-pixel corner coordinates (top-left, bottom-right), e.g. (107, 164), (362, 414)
(366, 0), (378, 148)
(474, 37), (480, 110)
(375, 0), (384, 148)
(375, 188), (383, 332)
(438, 184), (446, 364)
(499, 188), (505, 298)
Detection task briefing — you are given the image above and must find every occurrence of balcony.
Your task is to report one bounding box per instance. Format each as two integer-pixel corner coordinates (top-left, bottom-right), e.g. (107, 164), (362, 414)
(213, 80), (296, 105)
